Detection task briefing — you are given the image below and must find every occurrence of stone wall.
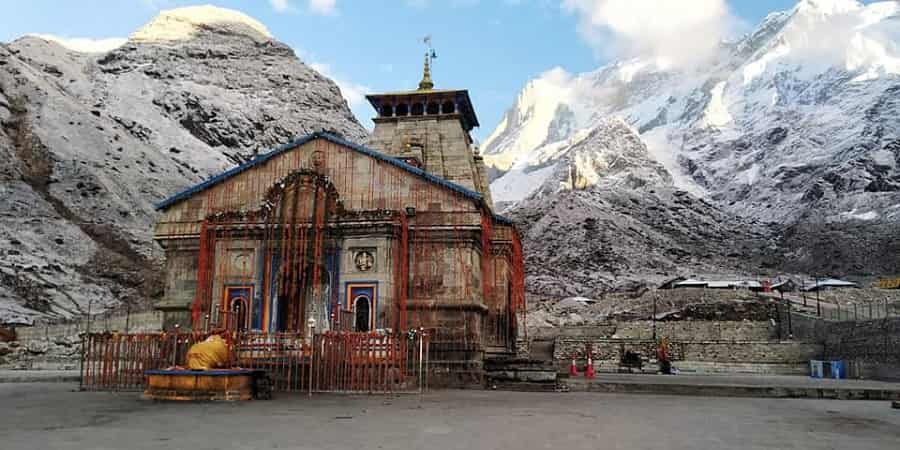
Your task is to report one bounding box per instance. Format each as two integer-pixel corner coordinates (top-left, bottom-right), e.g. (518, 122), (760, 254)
(549, 319), (821, 376)
(820, 317), (900, 380)
(532, 320), (773, 341)
(14, 310), (164, 342)
(775, 308), (900, 380)
(368, 116), (482, 194)
(2, 311), (164, 370)
(613, 321), (773, 341)
(554, 338), (821, 364)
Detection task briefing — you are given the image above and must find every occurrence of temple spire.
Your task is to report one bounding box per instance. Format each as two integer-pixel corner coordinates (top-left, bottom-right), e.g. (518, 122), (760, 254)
(418, 35), (435, 91)
(418, 52), (434, 90)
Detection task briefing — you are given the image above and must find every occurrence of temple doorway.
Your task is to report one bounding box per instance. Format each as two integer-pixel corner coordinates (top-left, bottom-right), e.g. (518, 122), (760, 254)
(354, 295), (370, 332)
(225, 286), (252, 331)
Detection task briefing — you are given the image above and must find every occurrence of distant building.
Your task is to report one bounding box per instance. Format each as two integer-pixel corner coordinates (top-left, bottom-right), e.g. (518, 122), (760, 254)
(661, 277), (794, 292)
(657, 277), (687, 290)
(800, 278), (859, 292)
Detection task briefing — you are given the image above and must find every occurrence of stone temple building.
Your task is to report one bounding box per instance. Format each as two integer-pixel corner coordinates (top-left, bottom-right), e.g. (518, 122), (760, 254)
(152, 59), (525, 383)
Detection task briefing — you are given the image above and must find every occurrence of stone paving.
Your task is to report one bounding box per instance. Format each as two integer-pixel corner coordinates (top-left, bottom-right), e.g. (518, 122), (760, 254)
(3, 382), (899, 450)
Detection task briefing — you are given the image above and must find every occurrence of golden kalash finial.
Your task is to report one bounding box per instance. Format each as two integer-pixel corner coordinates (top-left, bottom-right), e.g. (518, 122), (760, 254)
(418, 35), (436, 91)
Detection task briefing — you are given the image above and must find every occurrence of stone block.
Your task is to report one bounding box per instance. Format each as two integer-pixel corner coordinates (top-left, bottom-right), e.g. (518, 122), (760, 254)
(517, 370), (557, 383)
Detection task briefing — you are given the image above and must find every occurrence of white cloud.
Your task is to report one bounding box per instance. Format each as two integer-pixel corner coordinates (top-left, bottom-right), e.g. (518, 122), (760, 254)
(309, 62), (372, 127)
(269, 0), (291, 12)
(29, 34), (126, 53)
(309, 0), (337, 15)
(561, 0), (735, 68)
(270, 0), (336, 15)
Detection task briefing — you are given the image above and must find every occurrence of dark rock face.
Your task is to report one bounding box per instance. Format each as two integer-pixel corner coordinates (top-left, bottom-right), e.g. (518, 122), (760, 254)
(0, 9), (367, 324)
(776, 220), (900, 277)
(509, 186), (774, 298)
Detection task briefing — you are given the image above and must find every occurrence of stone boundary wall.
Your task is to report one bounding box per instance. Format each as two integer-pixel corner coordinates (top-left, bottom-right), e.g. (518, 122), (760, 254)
(4, 311), (160, 369)
(531, 320), (774, 342)
(777, 310), (900, 380)
(553, 338), (822, 365)
(821, 317), (900, 380)
(12, 311), (164, 342)
(528, 320), (778, 341)
(613, 321), (773, 341)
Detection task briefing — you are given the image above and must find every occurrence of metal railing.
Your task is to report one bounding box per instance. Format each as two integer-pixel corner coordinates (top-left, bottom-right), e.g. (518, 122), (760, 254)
(80, 330), (430, 394)
(817, 299), (900, 322)
(775, 293), (900, 323)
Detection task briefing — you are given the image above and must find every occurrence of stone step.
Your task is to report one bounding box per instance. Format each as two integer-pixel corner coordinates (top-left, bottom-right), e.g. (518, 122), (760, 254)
(485, 345), (514, 355)
(484, 355), (559, 391)
(488, 381), (559, 392)
(484, 357), (556, 372)
(561, 376), (900, 401)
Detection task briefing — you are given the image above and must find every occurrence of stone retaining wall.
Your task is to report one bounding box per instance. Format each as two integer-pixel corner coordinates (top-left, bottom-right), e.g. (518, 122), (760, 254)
(2, 311), (164, 370)
(821, 317), (900, 380)
(13, 311), (163, 342)
(613, 321), (773, 341)
(554, 338), (821, 365)
(533, 320), (774, 342)
(776, 310), (900, 380)
(534, 320), (812, 375)
(554, 336), (822, 376)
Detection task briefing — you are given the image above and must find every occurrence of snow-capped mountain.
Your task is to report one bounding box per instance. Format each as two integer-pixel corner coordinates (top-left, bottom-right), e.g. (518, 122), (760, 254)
(0, 6), (366, 324)
(485, 0), (900, 294)
(491, 118), (671, 205)
(485, 0), (900, 224)
(499, 119), (779, 296)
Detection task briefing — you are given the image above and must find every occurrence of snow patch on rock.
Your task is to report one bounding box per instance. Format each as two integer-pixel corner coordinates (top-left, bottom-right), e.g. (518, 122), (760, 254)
(25, 35), (126, 53)
(130, 5), (273, 43)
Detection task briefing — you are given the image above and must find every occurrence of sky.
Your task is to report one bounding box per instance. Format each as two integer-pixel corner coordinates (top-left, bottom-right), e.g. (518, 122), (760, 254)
(0, 0), (871, 141)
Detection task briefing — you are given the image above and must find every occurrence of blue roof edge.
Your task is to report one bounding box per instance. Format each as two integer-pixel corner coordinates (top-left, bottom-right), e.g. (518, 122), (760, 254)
(153, 131), (493, 212)
(492, 214), (515, 226)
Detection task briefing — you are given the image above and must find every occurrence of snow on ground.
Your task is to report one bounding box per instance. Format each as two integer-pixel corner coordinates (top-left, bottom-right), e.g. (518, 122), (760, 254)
(481, 67), (574, 171)
(641, 126), (707, 197)
(841, 209), (880, 221)
(702, 81), (733, 128)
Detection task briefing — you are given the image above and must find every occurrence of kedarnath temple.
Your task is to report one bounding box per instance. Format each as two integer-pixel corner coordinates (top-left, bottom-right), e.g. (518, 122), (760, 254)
(152, 56), (525, 384)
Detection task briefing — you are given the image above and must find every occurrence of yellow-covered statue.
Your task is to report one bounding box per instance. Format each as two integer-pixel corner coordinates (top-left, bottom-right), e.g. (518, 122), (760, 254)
(185, 335), (231, 370)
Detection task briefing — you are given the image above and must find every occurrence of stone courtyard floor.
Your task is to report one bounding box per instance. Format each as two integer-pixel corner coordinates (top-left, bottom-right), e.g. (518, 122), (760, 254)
(3, 382), (899, 450)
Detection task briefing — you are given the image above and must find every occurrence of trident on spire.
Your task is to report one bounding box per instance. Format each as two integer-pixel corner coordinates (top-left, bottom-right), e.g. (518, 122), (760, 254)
(418, 35), (436, 91)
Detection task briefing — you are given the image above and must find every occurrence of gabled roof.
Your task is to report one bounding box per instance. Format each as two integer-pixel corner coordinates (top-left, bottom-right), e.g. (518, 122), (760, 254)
(154, 132), (514, 225)
(801, 278), (859, 291)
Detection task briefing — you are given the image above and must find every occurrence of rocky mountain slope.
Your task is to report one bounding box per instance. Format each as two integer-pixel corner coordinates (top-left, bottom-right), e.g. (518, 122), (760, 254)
(0, 6), (367, 324)
(485, 0), (900, 295)
(504, 119), (774, 295)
